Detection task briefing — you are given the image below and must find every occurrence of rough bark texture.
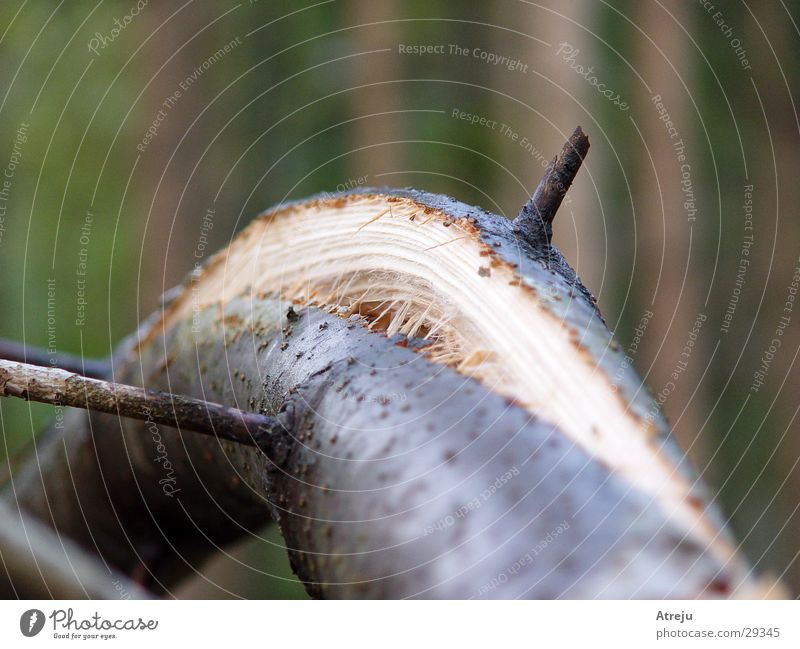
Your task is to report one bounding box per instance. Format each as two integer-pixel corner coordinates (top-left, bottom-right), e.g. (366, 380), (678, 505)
(1, 187), (781, 598)
(0, 359), (280, 447)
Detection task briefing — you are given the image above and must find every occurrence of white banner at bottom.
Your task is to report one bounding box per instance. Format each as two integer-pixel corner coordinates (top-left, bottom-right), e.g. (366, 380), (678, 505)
(0, 600), (796, 647)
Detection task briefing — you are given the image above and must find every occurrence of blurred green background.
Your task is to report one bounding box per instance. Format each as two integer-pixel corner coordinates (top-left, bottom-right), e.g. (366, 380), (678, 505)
(1, 1), (798, 597)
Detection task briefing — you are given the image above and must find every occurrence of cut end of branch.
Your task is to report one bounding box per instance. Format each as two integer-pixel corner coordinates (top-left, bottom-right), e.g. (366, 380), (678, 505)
(513, 125), (590, 246)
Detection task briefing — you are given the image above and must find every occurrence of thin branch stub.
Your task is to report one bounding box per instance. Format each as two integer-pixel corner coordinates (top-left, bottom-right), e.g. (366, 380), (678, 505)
(513, 125), (590, 246)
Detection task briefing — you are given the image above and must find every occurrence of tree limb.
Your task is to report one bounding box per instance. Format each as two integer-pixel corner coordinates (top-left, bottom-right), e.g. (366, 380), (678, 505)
(0, 499), (151, 599)
(0, 359), (279, 447)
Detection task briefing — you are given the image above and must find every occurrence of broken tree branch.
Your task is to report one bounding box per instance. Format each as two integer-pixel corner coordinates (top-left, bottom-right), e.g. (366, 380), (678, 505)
(513, 125), (590, 246)
(2, 129), (782, 598)
(0, 359), (278, 447)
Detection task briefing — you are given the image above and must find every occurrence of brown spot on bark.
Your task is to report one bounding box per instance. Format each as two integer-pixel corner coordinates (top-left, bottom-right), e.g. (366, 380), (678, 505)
(706, 579), (730, 596)
(687, 495), (704, 510)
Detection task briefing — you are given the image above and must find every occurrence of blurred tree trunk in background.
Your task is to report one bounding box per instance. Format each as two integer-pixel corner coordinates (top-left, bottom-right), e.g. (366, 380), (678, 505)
(346, 0), (402, 185)
(724, 3), (800, 589)
(137, 2), (203, 312)
(634, 1), (709, 469)
(488, 0), (601, 295)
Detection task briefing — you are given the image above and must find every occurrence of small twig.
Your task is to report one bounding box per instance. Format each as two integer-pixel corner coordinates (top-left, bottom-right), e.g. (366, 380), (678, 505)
(0, 338), (110, 379)
(513, 125), (590, 246)
(0, 359), (278, 446)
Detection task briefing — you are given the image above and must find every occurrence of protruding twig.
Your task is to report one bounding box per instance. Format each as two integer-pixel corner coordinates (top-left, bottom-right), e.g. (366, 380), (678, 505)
(0, 359), (278, 446)
(0, 338), (110, 379)
(513, 125), (590, 246)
